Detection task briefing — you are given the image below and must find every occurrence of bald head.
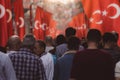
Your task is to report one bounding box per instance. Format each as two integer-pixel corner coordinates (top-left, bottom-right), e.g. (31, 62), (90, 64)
(7, 35), (21, 51)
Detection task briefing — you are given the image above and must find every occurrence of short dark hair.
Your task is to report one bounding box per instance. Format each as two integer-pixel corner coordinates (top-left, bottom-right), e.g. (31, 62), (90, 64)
(56, 34), (66, 45)
(67, 36), (80, 50)
(103, 32), (116, 43)
(65, 27), (76, 38)
(87, 29), (101, 43)
(36, 40), (46, 50)
(45, 36), (53, 45)
(111, 31), (119, 42)
(22, 34), (36, 49)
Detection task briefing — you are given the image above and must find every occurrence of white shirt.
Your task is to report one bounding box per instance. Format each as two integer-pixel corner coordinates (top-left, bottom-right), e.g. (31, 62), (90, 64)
(115, 61), (120, 78)
(0, 51), (17, 80)
(41, 52), (54, 80)
(45, 46), (54, 52)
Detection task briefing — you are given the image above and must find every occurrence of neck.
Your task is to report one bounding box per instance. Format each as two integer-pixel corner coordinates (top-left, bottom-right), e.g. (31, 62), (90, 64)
(104, 42), (112, 49)
(104, 45), (110, 49)
(87, 42), (98, 49)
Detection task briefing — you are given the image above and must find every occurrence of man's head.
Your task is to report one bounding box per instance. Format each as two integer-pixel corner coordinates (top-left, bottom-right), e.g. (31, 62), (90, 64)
(65, 27), (76, 39)
(45, 36), (53, 46)
(7, 35), (21, 51)
(102, 32), (116, 48)
(111, 31), (119, 43)
(34, 40), (46, 56)
(56, 34), (66, 45)
(22, 34), (36, 49)
(67, 36), (80, 50)
(87, 29), (102, 43)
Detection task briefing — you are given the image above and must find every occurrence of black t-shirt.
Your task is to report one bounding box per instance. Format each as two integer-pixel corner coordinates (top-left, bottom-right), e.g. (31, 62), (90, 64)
(103, 48), (120, 63)
(71, 49), (115, 80)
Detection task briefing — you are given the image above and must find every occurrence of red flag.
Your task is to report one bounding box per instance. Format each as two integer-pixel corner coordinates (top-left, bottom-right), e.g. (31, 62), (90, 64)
(5, 0), (13, 37)
(81, 0), (104, 33)
(0, 0), (8, 47)
(81, 0), (120, 46)
(68, 13), (88, 39)
(33, 6), (52, 40)
(33, 7), (45, 40)
(13, 0), (25, 40)
(46, 18), (59, 38)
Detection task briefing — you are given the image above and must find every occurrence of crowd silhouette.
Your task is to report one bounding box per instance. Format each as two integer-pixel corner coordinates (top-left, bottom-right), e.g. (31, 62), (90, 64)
(0, 27), (120, 80)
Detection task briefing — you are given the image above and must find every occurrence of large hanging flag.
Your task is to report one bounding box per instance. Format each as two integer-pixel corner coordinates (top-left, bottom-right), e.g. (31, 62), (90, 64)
(81, 0), (104, 33)
(81, 0), (120, 45)
(33, 7), (44, 40)
(13, 0), (25, 40)
(33, 6), (52, 40)
(46, 18), (59, 38)
(0, 0), (8, 47)
(5, 0), (13, 37)
(68, 12), (88, 39)
(98, 0), (120, 33)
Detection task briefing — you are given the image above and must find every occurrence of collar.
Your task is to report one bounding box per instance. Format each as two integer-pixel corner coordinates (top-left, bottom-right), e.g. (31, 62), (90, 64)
(63, 50), (77, 56)
(7, 51), (17, 53)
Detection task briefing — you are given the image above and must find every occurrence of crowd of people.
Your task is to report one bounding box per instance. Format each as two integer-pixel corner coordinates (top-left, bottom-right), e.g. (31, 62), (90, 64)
(0, 27), (120, 80)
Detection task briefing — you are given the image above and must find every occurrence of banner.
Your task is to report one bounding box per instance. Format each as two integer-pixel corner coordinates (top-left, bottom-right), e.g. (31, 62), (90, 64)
(13, 0), (25, 40)
(33, 6), (52, 40)
(5, 0), (13, 37)
(81, 0), (120, 45)
(68, 12), (88, 38)
(0, 0), (8, 47)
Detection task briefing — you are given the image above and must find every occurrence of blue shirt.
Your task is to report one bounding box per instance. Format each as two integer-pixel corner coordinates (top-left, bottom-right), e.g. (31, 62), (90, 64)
(54, 51), (76, 80)
(55, 43), (68, 58)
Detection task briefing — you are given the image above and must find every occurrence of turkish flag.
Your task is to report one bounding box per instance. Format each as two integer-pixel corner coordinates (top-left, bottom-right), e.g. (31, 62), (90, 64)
(5, 0), (13, 37)
(13, 0), (25, 40)
(33, 6), (52, 40)
(47, 18), (59, 38)
(68, 12), (88, 39)
(81, 0), (104, 33)
(0, 0), (8, 47)
(81, 0), (120, 46)
(33, 7), (45, 40)
(99, 0), (120, 45)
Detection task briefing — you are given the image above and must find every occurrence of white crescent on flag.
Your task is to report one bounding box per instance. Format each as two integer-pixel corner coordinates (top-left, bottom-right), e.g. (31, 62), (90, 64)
(6, 9), (12, 23)
(0, 4), (5, 19)
(19, 17), (24, 28)
(93, 10), (101, 15)
(107, 3), (120, 19)
(90, 10), (103, 25)
(96, 20), (103, 25)
(34, 20), (40, 30)
(40, 23), (47, 31)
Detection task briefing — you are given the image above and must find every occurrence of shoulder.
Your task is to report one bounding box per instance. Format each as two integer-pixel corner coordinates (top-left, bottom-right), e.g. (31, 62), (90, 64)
(0, 52), (11, 64)
(41, 52), (53, 61)
(75, 49), (112, 59)
(56, 43), (67, 48)
(116, 61), (120, 67)
(99, 49), (113, 57)
(58, 53), (74, 62)
(9, 49), (40, 61)
(0, 52), (9, 59)
(0, 51), (5, 56)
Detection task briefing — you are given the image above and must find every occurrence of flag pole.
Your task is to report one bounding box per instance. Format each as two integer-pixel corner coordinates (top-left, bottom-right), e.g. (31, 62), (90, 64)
(80, 1), (90, 31)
